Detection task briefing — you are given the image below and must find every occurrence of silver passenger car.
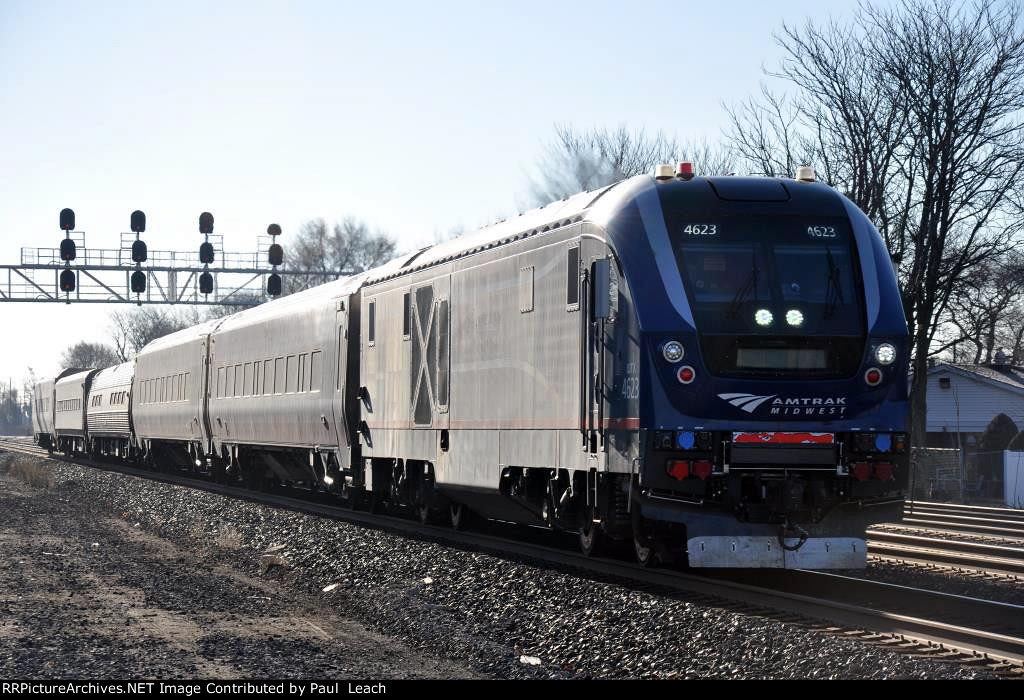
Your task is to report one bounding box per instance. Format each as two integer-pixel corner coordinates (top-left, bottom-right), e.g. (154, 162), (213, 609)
(132, 319), (222, 467)
(54, 369), (97, 453)
(33, 368), (85, 450)
(86, 361), (135, 458)
(31, 377), (56, 450)
(206, 275), (366, 483)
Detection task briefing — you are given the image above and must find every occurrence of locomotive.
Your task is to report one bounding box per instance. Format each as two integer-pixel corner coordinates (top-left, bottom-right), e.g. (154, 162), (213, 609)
(32, 164), (909, 568)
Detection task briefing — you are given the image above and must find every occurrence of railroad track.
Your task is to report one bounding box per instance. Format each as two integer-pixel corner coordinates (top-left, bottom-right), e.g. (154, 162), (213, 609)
(861, 500), (1024, 578)
(867, 529), (1024, 577)
(1, 436), (1022, 675)
(901, 501), (1024, 539)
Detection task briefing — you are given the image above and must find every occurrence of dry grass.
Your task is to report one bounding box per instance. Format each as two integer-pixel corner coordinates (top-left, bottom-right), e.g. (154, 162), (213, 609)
(5, 457), (55, 489)
(215, 525), (244, 550)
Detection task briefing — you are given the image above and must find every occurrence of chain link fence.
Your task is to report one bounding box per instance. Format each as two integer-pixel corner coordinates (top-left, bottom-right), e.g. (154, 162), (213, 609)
(910, 446), (1007, 502)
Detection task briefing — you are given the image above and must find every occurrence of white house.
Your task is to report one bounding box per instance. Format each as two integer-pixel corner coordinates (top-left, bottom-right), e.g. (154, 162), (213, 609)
(925, 362), (1024, 448)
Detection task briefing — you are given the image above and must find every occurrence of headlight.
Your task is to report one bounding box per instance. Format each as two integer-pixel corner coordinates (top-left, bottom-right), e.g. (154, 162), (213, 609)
(662, 340), (684, 363)
(875, 343), (897, 365)
(785, 309), (804, 327)
(755, 309), (773, 327)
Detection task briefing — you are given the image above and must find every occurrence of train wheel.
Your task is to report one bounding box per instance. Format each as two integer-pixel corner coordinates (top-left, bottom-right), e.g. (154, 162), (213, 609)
(579, 520), (603, 557)
(632, 510), (656, 567)
(633, 535), (655, 567)
(367, 491), (385, 515)
(449, 503), (470, 530)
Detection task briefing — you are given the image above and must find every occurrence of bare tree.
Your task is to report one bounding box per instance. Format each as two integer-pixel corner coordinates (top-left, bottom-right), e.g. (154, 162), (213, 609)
(59, 341), (120, 369)
(0, 381), (28, 434)
(109, 307), (200, 361)
(727, 0), (1024, 444)
(287, 217), (396, 293)
(941, 253), (1024, 363)
(529, 124), (735, 206)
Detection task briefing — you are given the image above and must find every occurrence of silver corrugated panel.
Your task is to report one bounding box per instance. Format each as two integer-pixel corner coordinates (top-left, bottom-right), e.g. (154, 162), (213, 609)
(87, 410), (131, 436)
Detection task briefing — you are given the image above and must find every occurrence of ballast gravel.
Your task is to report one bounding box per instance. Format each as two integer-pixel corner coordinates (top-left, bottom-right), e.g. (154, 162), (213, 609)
(0, 453), (476, 680)
(1, 452), (1004, 679)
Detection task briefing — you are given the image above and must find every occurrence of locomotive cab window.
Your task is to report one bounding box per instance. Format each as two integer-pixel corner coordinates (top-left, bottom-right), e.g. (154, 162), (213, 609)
(673, 216), (866, 377)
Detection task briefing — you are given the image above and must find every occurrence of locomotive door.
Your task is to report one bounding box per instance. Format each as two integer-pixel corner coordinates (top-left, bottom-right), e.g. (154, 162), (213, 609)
(580, 243), (610, 454)
(333, 302), (351, 449)
(409, 276), (451, 430)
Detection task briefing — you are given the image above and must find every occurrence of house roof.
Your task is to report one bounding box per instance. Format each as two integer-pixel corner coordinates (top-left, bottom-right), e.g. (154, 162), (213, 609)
(928, 362), (1024, 395)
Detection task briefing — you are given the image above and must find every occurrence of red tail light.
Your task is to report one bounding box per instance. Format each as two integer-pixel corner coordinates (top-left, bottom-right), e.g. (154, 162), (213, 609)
(667, 460), (690, 480)
(851, 462), (872, 481)
(874, 462), (894, 481)
(692, 459), (713, 480)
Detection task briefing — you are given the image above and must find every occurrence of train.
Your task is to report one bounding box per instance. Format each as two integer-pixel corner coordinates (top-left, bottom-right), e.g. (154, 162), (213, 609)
(31, 164), (910, 569)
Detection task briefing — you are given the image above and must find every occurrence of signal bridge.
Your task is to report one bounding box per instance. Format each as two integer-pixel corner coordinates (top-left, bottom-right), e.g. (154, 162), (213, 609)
(0, 209), (336, 305)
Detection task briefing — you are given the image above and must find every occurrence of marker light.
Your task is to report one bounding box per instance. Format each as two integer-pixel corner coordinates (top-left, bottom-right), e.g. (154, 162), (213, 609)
(851, 462), (872, 481)
(692, 460), (713, 480)
(875, 343), (896, 366)
(662, 340), (684, 363)
(874, 463), (894, 481)
(667, 460), (690, 480)
(786, 309), (804, 327)
(677, 366), (695, 384)
(755, 309), (773, 327)
(654, 164), (674, 180)
(795, 165), (816, 182)
(865, 368), (883, 386)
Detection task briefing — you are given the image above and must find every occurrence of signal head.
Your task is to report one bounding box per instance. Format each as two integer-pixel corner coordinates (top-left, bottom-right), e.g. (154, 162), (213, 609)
(268, 243), (283, 266)
(130, 210), (146, 233)
(59, 208), (75, 231)
(267, 273), (282, 297)
(131, 270), (146, 294)
(199, 212), (214, 235)
(59, 268), (76, 292)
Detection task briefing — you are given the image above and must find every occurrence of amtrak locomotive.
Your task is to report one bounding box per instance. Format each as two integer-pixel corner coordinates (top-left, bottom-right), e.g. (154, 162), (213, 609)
(32, 164), (909, 569)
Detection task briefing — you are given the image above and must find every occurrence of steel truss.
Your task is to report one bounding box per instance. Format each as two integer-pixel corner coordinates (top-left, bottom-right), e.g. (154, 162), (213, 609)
(2, 233), (336, 305)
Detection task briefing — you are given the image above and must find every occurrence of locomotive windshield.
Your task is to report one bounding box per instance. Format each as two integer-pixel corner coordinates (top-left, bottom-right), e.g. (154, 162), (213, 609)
(673, 217), (866, 376)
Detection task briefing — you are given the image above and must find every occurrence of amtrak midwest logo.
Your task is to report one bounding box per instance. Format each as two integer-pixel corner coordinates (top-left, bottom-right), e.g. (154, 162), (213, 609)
(718, 393), (849, 416)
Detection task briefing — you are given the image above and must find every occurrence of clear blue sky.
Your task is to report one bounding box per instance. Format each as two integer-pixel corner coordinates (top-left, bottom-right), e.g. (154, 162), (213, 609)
(0, 0), (867, 387)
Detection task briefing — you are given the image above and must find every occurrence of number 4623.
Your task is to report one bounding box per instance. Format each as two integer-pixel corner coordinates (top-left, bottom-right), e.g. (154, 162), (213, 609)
(683, 224), (717, 235)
